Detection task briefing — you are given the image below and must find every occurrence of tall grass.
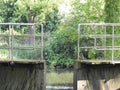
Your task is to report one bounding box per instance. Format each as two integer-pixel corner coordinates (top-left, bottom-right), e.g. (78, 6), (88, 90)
(46, 70), (73, 86)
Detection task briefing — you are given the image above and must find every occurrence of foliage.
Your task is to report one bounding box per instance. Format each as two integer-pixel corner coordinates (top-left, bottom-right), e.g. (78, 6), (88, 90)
(15, 0), (48, 23)
(44, 0), (106, 67)
(44, 28), (77, 68)
(0, 0), (17, 22)
(105, 0), (120, 23)
(71, 0), (105, 23)
(44, 5), (61, 32)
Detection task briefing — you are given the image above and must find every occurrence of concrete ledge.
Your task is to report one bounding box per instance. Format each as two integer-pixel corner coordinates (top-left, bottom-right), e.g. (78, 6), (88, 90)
(0, 59), (45, 64)
(74, 60), (120, 90)
(0, 60), (46, 90)
(80, 60), (114, 65)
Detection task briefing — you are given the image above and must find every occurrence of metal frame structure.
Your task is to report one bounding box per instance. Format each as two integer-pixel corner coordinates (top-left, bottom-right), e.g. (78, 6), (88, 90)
(0, 23), (44, 61)
(78, 23), (120, 62)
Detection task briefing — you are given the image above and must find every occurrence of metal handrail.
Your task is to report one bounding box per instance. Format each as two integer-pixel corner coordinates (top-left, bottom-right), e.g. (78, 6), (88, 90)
(0, 23), (35, 25)
(79, 23), (120, 26)
(0, 23), (44, 61)
(78, 23), (120, 61)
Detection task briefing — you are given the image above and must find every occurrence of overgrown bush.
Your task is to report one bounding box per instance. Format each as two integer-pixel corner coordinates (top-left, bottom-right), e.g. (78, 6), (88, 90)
(44, 29), (77, 68)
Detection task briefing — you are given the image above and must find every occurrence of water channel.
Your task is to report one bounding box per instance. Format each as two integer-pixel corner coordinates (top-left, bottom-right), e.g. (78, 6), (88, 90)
(46, 86), (73, 90)
(46, 69), (73, 90)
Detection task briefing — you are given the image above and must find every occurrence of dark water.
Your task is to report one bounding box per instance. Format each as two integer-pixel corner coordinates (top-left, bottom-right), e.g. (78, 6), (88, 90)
(46, 86), (73, 90)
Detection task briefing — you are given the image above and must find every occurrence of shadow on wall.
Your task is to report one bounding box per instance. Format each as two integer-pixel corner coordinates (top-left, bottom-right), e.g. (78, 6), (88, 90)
(74, 62), (120, 90)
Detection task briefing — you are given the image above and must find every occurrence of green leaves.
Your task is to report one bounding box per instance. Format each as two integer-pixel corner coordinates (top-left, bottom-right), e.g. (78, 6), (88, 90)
(72, 0), (105, 23)
(105, 0), (120, 23)
(88, 50), (97, 59)
(44, 28), (77, 68)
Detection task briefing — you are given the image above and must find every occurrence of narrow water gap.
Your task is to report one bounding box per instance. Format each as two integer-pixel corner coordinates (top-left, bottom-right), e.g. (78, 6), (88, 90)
(46, 69), (73, 90)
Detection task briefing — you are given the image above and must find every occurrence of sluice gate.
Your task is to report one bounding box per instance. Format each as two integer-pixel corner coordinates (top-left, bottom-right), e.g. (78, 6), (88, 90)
(0, 23), (46, 90)
(74, 23), (120, 90)
(0, 60), (46, 90)
(74, 61), (120, 90)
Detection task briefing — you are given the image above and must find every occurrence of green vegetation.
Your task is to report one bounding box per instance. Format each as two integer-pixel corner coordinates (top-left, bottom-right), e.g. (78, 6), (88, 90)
(46, 71), (73, 86)
(105, 0), (120, 23)
(0, 0), (120, 68)
(104, 0), (120, 59)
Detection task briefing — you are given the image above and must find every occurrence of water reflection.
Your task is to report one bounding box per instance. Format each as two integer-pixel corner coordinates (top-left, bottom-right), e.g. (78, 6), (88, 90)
(46, 86), (73, 90)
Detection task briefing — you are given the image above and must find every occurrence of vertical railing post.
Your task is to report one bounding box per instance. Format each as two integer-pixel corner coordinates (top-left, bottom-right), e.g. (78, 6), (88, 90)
(94, 25), (97, 49)
(78, 24), (80, 60)
(8, 25), (11, 60)
(41, 24), (44, 60)
(33, 24), (35, 48)
(11, 25), (13, 61)
(104, 25), (106, 60)
(9, 25), (13, 61)
(112, 25), (114, 62)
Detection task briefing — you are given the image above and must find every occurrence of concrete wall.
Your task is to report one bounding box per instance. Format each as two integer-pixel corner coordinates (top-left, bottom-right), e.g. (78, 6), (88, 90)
(0, 61), (46, 90)
(74, 61), (120, 90)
